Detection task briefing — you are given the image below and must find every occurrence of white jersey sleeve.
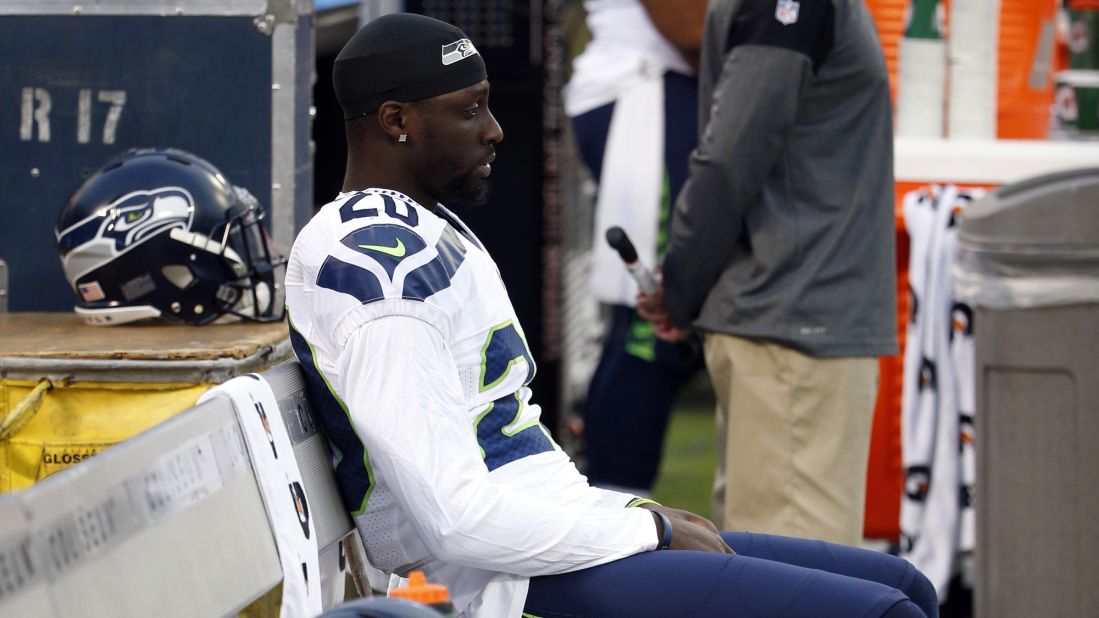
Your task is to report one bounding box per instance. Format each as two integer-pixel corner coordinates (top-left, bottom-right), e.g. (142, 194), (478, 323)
(338, 314), (656, 575)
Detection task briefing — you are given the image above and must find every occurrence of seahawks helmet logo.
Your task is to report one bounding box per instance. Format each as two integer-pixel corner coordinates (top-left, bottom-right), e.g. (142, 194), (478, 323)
(441, 38), (479, 66)
(57, 186), (195, 286)
(100, 187), (193, 250)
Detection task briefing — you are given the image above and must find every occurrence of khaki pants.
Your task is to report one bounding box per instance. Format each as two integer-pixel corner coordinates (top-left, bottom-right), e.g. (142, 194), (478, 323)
(704, 333), (877, 546)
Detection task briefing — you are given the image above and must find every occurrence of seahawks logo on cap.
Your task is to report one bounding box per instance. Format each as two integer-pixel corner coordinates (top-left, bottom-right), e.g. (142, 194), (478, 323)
(441, 38), (479, 66)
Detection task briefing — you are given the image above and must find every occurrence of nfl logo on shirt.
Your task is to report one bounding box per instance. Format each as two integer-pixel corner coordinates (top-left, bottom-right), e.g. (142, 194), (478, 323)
(775, 0), (800, 25)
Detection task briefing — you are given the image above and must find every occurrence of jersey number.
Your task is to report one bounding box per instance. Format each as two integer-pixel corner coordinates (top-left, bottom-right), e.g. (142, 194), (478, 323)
(473, 322), (552, 470)
(340, 192), (419, 227)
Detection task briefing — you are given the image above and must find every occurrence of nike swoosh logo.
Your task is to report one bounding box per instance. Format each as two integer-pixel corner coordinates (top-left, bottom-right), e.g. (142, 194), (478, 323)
(357, 238), (406, 257)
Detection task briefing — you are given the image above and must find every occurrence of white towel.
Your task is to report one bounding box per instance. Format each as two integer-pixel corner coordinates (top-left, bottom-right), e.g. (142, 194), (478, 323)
(201, 376), (323, 617)
(564, 0), (690, 306)
(586, 72), (665, 306)
(563, 0), (692, 117)
(900, 185), (982, 601)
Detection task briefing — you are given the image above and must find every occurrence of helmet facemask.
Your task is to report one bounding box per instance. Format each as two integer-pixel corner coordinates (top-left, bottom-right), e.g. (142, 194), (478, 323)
(200, 188), (286, 324)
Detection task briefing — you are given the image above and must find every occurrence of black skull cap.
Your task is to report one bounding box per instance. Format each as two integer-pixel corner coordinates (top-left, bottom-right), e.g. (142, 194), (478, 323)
(333, 12), (487, 119)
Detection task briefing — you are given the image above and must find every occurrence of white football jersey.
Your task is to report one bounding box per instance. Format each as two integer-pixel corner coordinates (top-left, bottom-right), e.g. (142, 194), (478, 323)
(284, 190), (656, 617)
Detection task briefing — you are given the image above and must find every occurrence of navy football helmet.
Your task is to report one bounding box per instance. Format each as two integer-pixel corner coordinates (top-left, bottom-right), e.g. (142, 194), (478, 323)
(56, 148), (285, 325)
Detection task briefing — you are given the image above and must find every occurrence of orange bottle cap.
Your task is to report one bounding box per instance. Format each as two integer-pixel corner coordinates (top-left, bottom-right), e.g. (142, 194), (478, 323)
(390, 571), (451, 605)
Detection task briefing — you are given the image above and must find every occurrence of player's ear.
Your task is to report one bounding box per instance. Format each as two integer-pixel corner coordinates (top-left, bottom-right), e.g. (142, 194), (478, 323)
(377, 101), (408, 142)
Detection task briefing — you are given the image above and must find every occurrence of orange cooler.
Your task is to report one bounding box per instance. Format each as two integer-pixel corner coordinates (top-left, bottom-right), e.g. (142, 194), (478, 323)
(998, 0), (1059, 138)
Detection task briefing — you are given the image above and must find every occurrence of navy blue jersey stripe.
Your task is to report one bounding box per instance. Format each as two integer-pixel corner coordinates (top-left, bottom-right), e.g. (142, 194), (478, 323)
(402, 224), (467, 301)
(288, 316), (375, 514)
(317, 255), (384, 304)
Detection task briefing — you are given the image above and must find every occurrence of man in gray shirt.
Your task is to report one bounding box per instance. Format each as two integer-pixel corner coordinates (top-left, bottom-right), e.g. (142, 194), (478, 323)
(638, 0), (899, 546)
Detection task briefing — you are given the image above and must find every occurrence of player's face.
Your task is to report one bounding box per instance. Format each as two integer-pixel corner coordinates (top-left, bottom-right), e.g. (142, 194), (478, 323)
(414, 80), (503, 208)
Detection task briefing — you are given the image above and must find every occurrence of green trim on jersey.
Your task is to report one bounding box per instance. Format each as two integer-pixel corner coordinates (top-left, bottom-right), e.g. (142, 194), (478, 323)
(501, 394), (540, 437)
(473, 392), (541, 459)
(288, 310), (376, 516)
(538, 423), (559, 451)
(626, 497), (661, 508)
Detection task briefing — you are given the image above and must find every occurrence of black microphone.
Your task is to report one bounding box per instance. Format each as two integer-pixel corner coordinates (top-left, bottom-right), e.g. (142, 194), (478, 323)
(605, 226), (658, 294)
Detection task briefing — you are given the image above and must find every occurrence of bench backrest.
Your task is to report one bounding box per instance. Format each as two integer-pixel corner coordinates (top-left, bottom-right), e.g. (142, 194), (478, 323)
(0, 360), (358, 617)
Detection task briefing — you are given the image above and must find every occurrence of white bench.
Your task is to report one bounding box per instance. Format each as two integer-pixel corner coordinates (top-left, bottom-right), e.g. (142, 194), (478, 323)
(0, 361), (369, 617)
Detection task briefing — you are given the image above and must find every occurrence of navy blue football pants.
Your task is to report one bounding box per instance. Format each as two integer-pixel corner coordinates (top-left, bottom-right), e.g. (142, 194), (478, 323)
(573, 71), (704, 492)
(524, 532), (938, 617)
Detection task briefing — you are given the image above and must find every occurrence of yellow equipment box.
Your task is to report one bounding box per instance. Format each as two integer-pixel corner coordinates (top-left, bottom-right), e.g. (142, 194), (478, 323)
(0, 312), (291, 492)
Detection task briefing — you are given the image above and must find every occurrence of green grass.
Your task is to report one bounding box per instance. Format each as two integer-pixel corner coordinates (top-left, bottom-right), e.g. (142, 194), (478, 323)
(651, 404), (717, 519)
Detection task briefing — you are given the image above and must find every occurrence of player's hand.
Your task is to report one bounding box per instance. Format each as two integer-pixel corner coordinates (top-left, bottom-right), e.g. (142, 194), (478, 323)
(652, 320), (691, 343)
(670, 518), (735, 554)
(654, 505), (721, 534)
(640, 505), (735, 554)
(635, 270), (692, 343)
(635, 269), (669, 323)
